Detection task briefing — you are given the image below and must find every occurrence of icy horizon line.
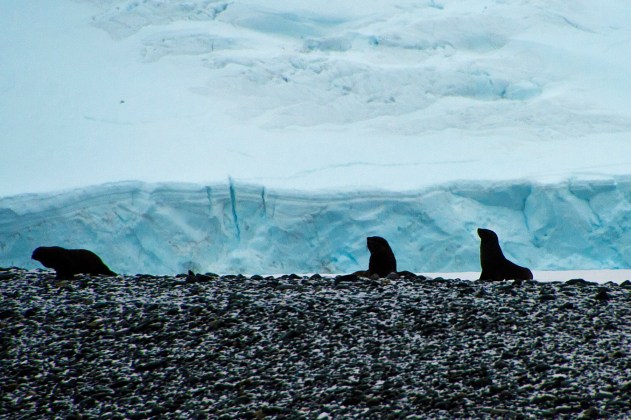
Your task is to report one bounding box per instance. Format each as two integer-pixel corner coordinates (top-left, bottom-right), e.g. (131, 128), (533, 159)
(4, 172), (629, 200)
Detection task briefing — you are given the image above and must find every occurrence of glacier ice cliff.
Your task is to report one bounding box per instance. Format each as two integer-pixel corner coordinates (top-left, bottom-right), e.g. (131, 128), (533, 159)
(1, 177), (631, 275)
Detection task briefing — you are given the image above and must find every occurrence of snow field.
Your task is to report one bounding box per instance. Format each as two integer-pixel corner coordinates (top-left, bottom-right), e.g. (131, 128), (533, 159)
(2, 1), (631, 195)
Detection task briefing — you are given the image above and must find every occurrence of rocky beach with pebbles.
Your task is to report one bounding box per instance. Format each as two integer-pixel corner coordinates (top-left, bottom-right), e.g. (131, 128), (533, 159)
(1, 268), (630, 419)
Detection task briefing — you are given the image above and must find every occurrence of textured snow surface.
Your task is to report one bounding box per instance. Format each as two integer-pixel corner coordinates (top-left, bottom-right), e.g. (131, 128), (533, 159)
(2, 0), (631, 196)
(1, 269), (629, 418)
(4, 178), (631, 275)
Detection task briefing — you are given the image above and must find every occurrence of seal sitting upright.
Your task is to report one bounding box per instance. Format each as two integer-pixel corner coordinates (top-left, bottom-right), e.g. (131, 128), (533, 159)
(477, 228), (533, 281)
(32, 246), (116, 280)
(352, 236), (397, 278)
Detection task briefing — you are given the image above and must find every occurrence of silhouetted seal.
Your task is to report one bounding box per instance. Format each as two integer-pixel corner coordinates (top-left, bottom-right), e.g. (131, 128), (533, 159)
(32, 246), (116, 279)
(352, 236), (397, 278)
(477, 228), (533, 281)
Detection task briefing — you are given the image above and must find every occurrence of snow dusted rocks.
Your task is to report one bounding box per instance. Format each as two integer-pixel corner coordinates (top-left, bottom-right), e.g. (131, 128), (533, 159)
(1, 269), (629, 418)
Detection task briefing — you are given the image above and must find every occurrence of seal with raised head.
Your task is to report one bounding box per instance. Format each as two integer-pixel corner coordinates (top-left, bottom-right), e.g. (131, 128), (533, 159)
(351, 236), (398, 279)
(477, 228), (533, 281)
(32, 246), (116, 280)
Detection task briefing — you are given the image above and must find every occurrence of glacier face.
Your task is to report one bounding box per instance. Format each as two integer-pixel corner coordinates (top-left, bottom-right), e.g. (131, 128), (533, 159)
(2, 178), (631, 275)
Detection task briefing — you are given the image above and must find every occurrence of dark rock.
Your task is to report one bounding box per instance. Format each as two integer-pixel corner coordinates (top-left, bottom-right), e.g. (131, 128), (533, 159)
(594, 391), (615, 400)
(0, 272), (15, 281)
(134, 359), (169, 372)
(529, 362), (551, 373)
(594, 288), (611, 301)
(475, 289), (488, 298)
(130, 318), (164, 333)
(23, 307), (38, 317)
(281, 327), (306, 341)
(396, 270), (416, 279)
(539, 293), (556, 302)
(565, 278), (597, 286)
(531, 393), (557, 404)
(194, 273), (214, 283)
(334, 274), (358, 284)
(0, 309), (18, 319)
(260, 406), (286, 415)
(577, 407), (600, 420)
(611, 350), (625, 359)
(276, 284), (302, 291)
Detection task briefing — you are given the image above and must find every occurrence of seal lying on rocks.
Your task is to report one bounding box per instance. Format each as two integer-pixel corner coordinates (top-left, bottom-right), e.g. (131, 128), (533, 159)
(478, 228), (533, 281)
(32, 246), (116, 279)
(353, 236), (397, 278)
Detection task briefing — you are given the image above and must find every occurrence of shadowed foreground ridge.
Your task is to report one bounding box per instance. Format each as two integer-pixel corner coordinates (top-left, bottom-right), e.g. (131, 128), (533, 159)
(1, 269), (629, 419)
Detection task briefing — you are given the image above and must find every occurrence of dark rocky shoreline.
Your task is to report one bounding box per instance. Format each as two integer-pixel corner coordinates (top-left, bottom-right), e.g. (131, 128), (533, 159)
(1, 268), (629, 419)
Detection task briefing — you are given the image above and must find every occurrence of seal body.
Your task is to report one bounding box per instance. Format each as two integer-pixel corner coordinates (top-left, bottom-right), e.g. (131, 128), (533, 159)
(366, 236), (397, 277)
(478, 228), (533, 281)
(32, 246), (116, 279)
(365, 236), (397, 278)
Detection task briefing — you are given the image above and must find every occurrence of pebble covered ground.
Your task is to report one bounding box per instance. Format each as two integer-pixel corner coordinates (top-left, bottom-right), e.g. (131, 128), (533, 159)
(1, 268), (630, 419)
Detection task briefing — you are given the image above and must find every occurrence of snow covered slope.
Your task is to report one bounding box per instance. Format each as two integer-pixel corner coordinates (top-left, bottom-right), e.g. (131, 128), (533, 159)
(3, 178), (631, 275)
(2, 1), (631, 196)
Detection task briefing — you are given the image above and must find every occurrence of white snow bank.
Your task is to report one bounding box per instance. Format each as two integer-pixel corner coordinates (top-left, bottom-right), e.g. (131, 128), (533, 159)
(2, 0), (631, 196)
(2, 177), (631, 277)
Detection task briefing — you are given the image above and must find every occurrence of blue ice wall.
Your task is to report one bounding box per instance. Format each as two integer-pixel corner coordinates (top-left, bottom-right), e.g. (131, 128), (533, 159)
(1, 177), (630, 275)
